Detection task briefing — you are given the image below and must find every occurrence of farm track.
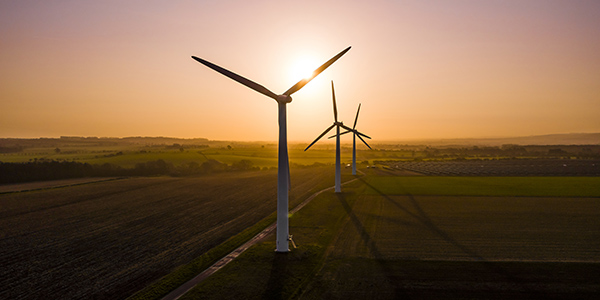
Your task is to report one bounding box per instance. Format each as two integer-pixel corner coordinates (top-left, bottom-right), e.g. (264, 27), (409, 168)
(160, 171), (363, 300)
(0, 168), (334, 300)
(139, 172), (599, 299)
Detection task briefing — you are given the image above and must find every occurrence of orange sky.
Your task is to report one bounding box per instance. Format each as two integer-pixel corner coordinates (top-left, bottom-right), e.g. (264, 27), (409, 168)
(1, 0), (599, 142)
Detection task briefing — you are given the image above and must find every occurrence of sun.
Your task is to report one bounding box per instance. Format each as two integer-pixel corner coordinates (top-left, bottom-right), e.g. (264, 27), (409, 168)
(288, 56), (319, 83)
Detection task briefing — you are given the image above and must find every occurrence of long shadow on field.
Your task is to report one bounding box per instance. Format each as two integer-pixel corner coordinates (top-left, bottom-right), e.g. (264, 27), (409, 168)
(358, 177), (488, 261)
(357, 177), (543, 295)
(263, 252), (289, 300)
(336, 193), (409, 299)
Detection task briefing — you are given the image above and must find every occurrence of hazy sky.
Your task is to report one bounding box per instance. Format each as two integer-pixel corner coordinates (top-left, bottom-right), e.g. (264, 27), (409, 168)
(1, 0), (599, 141)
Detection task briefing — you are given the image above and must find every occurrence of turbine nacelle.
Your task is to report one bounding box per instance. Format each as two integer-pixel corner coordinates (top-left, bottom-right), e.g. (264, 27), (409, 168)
(277, 94), (293, 104)
(334, 121), (344, 126)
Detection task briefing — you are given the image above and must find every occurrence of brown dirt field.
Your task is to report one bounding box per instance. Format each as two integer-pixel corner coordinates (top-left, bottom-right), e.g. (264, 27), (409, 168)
(0, 167), (334, 300)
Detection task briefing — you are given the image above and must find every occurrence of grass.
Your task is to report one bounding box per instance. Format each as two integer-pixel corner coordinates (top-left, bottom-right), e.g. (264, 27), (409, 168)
(175, 180), (365, 300)
(1, 146), (353, 168)
(301, 259), (600, 299)
(170, 175), (600, 299)
(363, 176), (600, 197)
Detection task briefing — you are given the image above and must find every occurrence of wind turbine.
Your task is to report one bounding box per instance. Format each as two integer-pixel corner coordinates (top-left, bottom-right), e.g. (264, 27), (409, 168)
(333, 103), (371, 175)
(192, 46), (351, 252)
(304, 81), (353, 193)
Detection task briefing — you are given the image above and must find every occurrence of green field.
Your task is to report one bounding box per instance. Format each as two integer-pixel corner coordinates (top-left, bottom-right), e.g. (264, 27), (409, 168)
(0, 143), (371, 168)
(176, 175), (600, 299)
(2, 161), (599, 299)
(363, 176), (600, 197)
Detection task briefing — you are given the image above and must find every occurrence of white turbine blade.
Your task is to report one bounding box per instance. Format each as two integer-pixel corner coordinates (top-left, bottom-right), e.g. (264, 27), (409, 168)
(355, 130), (371, 139)
(283, 46), (351, 96)
(357, 133), (372, 150)
(328, 130), (352, 139)
(305, 124), (336, 151)
(331, 81), (338, 122)
(353, 103), (361, 130)
(191, 56), (279, 100)
(340, 124), (354, 133)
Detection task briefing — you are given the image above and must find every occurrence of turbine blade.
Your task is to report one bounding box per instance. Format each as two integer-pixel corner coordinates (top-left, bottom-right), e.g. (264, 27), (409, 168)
(357, 133), (372, 150)
(332, 81), (338, 122)
(340, 124), (354, 132)
(283, 46), (351, 96)
(328, 130), (352, 139)
(305, 124), (335, 151)
(355, 130), (371, 139)
(191, 56), (279, 100)
(353, 103), (361, 129)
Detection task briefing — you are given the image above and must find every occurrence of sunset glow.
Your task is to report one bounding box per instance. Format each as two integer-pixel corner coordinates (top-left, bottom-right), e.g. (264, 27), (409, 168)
(1, 0), (599, 141)
(289, 56), (319, 84)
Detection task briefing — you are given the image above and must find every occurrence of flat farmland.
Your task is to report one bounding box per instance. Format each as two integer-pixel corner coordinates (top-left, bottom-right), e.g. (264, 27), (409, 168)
(0, 167), (334, 300)
(181, 175), (600, 299)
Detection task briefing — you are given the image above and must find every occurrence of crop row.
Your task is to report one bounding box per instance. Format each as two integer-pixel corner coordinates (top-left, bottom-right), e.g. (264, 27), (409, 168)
(0, 167), (335, 300)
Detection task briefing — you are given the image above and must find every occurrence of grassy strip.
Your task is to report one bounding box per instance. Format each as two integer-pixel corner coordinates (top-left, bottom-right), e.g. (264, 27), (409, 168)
(126, 213), (277, 300)
(177, 182), (365, 299)
(178, 242), (325, 300)
(301, 258), (600, 299)
(364, 176), (600, 197)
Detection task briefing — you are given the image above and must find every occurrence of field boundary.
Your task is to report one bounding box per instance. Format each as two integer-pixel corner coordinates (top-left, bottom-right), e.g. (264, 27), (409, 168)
(0, 177), (125, 194)
(158, 173), (364, 300)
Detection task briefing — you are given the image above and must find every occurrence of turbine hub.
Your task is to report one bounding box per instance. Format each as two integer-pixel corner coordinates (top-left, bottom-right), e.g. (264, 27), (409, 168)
(277, 94), (292, 104)
(335, 121), (343, 126)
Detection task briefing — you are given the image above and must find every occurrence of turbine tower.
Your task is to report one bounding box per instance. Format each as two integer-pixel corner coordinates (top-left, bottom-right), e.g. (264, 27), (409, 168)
(192, 47), (350, 252)
(305, 81), (353, 193)
(340, 104), (371, 175)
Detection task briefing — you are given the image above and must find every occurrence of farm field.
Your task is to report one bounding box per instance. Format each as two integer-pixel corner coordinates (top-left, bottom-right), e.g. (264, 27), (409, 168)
(0, 167), (336, 300)
(0, 142), (369, 169)
(0, 177), (120, 194)
(391, 159), (600, 176)
(179, 174), (600, 299)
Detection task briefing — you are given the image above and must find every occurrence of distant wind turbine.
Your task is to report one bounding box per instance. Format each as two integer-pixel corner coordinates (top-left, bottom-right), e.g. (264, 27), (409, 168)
(332, 103), (371, 175)
(305, 81), (353, 193)
(192, 47), (351, 252)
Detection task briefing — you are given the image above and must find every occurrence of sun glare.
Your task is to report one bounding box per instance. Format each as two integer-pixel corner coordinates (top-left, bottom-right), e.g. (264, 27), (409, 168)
(289, 56), (318, 83)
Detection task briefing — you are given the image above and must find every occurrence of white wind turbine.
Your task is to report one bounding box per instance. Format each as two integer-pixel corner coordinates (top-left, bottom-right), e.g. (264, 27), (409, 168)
(192, 47), (351, 252)
(332, 103), (371, 175)
(304, 81), (353, 193)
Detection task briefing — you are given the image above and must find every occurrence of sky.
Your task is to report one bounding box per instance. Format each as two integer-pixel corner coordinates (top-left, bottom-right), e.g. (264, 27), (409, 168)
(1, 0), (599, 142)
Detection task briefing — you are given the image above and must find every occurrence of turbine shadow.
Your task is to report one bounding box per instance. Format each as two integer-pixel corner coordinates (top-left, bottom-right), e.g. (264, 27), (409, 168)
(263, 252), (289, 300)
(357, 176), (543, 295)
(358, 176), (487, 260)
(336, 192), (382, 259)
(335, 192), (408, 298)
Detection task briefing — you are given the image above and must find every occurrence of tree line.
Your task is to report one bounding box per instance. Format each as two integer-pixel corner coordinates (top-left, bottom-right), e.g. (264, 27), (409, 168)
(0, 159), (260, 184)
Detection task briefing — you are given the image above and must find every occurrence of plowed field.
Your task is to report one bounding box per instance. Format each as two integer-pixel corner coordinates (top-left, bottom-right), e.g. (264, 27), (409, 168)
(0, 167), (334, 299)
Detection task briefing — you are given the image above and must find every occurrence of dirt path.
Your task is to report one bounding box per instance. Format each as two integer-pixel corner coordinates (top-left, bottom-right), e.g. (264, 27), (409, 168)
(161, 173), (364, 300)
